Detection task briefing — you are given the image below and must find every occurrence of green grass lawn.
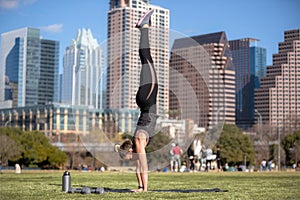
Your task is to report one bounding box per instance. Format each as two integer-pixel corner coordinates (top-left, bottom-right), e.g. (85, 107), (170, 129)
(0, 171), (299, 200)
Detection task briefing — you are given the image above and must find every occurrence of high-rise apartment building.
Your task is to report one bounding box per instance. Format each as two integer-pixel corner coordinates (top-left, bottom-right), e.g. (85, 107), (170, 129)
(62, 28), (103, 109)
(107, 0), (169, 116)
(255, 29), (300, 129)
(0, 27), (59, 108)
(229, 38), (266, 129)
(169, 32), (235, 129)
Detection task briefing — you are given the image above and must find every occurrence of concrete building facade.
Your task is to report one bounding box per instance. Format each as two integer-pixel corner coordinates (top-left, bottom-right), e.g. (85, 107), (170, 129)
(169, 32), (236, 129)
(255, 29), (300, 129)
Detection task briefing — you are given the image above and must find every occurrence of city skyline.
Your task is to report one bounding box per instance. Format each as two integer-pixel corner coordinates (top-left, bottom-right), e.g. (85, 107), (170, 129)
(0, 1), (299, 167)
(0, 0), (299, 73)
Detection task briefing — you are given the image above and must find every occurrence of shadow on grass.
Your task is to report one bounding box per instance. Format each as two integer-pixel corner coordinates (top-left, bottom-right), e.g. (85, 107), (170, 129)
(63, 186), (229, 193)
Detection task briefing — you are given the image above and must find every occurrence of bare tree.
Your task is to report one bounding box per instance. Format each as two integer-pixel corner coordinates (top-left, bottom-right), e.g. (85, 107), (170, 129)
(0, 135), (22, 166)
(291, 144), (300, 164)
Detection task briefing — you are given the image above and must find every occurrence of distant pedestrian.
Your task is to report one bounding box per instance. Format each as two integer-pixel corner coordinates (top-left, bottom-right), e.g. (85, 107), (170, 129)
(268, 160), (273, 172)
(193, 137), (202, 169)
(15, 163), (21, 174)
(205, 148), (213, 172)
(170, 143), (176, 171)
(180, 161), (188, 172)
(172, 144), (183, 172)
(199, 145), (207, 171)
(187, 144), (195, 171)
(261, 159), (267, 171)
(216, 145), (221, 172)
(292, 163), (296, 170)
(296, 161), (300, 171)
(224, 163), (229, 171)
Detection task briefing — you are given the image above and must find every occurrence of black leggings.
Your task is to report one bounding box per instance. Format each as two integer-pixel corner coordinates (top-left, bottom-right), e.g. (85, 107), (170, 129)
(136, 28), (158, 114)
(132, 28), (158, 148)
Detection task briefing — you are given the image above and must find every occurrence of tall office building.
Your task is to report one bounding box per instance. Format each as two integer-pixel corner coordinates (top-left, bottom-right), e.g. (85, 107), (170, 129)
(62, 28), (103, 109)
(0, 27), (59, 108)
(251, 46), (267, 88)
(59, 74), (63, 102)
(169, 32), (235, 129)
(39, 39), (60, 104)
(229, 38), (266, 129)
(107, 0), (169, 116)
(255, 29), (300, 129)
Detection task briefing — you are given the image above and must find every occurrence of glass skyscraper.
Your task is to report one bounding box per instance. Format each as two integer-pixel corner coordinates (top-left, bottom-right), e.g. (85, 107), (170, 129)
(229, 38), (266, 129)
(0, 27), (59, 108)
(250, 46), (267, 88)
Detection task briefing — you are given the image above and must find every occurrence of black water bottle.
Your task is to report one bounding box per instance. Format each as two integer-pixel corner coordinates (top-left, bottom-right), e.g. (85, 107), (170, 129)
(62, 171), (71, 192)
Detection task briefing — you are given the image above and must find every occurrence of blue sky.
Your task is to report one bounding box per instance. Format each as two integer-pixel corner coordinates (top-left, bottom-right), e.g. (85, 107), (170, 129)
(0, 0), (299, 72)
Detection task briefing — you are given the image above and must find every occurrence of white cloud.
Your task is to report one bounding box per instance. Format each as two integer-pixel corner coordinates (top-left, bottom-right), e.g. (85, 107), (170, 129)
(40, 24), (63, 34)
(0, 0), (38, 10)
(0, 0), (19, 9)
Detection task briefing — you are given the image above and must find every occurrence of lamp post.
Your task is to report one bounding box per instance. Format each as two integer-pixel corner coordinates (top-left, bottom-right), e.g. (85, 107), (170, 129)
(244, 152), (247, 170)
(277, 123), (282, 172)
(215, 107), (224, 125)
(254, 109), (262, 141)
(4, 120), (11, 127)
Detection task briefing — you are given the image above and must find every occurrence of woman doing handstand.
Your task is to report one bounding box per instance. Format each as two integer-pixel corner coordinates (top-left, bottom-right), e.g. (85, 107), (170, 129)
(114, 9), (157, 192)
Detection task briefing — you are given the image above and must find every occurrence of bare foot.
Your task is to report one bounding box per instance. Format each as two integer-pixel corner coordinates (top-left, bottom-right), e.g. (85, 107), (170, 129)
(135, 188), (144, 192)
(131, 188), (144, 192)
(130, 186), (143, 192)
